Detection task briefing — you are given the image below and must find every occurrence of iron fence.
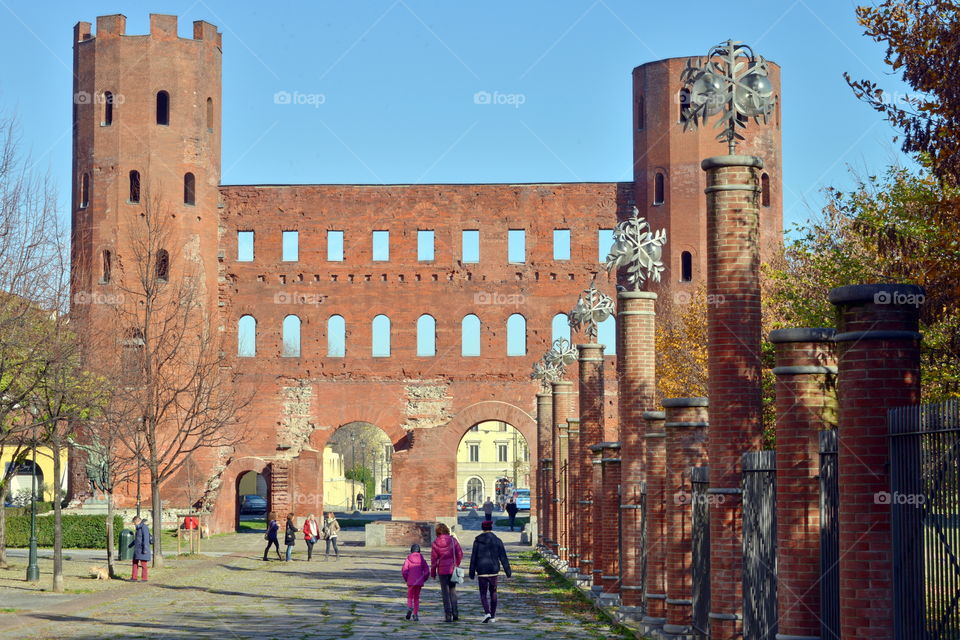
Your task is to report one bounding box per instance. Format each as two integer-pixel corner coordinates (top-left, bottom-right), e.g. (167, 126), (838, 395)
(742, 450), (778, 640)
(691, 466), (710, 638)
(819, 429), (840, 640)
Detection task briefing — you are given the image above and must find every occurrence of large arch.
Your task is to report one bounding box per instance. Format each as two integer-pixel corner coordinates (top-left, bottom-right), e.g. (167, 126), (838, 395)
(209, 457), (272, 534)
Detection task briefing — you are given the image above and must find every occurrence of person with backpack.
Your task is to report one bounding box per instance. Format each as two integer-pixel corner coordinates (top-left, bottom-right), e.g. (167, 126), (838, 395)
(284, 512), (298, 561)
(401, 543), (430, 621)
(431, 522), (463, 623)
(263, 511), (281, 561)
(323, 512), (340, 559)
(303, 513), (320, 561)
(468, 520), (512, 623)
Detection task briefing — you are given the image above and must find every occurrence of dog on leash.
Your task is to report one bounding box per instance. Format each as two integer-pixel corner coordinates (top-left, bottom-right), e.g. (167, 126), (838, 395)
(89, 566), (109, 580)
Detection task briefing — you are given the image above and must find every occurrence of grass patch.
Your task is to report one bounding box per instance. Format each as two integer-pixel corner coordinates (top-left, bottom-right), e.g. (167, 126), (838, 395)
(237, 519), (266, 533)
(494, 516), (530, 528)
(0, 608), (20, 613)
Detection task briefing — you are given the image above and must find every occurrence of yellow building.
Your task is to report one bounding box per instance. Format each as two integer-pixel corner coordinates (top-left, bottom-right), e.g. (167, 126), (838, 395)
(1, 446), (68, 504)
(456, 421), (530, 505)
(323, 446), (363, 511)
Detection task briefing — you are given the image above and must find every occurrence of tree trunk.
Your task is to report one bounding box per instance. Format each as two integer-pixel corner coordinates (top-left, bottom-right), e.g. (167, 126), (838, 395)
(0, 501), (7, 570)
(106, 492), (115, 579)
(52, 437), (64, 593)
(151, 477), (163, 568)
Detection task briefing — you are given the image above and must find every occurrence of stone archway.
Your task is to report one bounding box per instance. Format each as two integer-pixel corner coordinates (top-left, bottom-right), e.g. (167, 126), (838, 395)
(209, 457), (271, 534)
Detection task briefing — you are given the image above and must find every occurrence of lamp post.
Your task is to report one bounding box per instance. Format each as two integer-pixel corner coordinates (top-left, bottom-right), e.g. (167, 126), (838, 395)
(350, 434), (356, 511)
(135, 418), (143, 519)
(26, 437), (39, 582)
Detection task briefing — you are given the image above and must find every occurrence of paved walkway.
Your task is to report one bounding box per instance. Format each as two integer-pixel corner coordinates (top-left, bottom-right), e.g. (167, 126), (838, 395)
(0, 527), (633, 639)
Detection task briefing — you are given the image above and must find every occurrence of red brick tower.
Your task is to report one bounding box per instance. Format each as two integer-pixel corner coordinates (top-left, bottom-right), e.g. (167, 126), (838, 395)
(70, 14), (222, 499)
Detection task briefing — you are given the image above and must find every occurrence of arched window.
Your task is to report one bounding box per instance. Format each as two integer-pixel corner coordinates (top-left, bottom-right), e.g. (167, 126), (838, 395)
(679, 88), (691, 122)
(282, 315), (301, 357)
(101, 249), (111, 283)
(238, 315), (256, 357)
(761, 173), (771, 207)
(654, 172), (665, 205)
(372, 314), (391, 357)
(681, 251), (693, 282)
(466, 477), (483, 503)
(103, 91), (114, 126)
(206, 97), (214, 131)
(79, 173), (90, 209)
(155, 249), (169, 282)
(507, 314), (526, 356)
(552, 313), (570, 344)
(128, 170), (140, 203)
(156, 90), (170, 125)
(183, 173), (196, 205)
(636, 95), (644, 131)
(327, 315), (345, 357)
(598, 316), (616, 355)
(417, 314), (436, 357)
(462, 314), (480, 357)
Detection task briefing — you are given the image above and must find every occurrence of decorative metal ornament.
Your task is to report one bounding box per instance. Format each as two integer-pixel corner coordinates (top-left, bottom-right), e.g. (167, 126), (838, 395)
(605, 206), (667, 290)
(680, 39), (776, 154)
(530, 357), (557, 391)
(568, 279), (615, 342)
(546, 337), (578, 372)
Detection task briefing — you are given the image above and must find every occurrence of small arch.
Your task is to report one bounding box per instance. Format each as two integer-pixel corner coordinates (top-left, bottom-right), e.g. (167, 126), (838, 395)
(183, 172), (196, 205)
(327, 315), (346, 357)
(679, 88), (691, 122)
(552, 313), (570, 344)
(156, 90), (170, 125)
(417, 314), (436, 357)
(79, 173), (90, 209)
(507, 314), (526, 356)
(103, 91), (114, 126)
(462, 314), (481, 357)
(681, 251), (693, 283)
(101, 249), (111, 283)
(654, 172), (665, 205)
(238, 315), (256, 357)
(128, 170), (141, 203)
(372, 314), (390, 357)
(636, 95), (644, 131)
(761, 173), (771, 207)
(155, 249), (169, 282)
(206, 97), (214, 132)
(282, 315), (301, 358)
(466, 477), (484, 504)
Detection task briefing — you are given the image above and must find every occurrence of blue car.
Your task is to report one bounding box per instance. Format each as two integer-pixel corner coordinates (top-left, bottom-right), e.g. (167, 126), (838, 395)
(513, 489), (530, 510)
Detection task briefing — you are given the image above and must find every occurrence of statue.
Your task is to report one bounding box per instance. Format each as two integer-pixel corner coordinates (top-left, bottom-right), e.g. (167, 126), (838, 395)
(68, 435), (110, 498)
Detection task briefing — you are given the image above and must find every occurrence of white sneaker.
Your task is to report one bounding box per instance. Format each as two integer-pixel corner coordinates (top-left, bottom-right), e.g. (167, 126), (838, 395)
(489, 617), (497, 622)
(481, 614), (492, 623)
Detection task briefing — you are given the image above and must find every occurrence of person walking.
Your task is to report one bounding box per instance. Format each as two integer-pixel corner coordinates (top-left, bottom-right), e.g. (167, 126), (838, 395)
(401, 543), (430, 621)
(356, 493), (364, 511)
(505, 497), (519, 531)
(482, 497), (495, 521)
(130, 516), (152, 582)
(431, 522), (463, 623)
(469, 520), (512, 623)
(263, 511), (282, 561)
(323, 512), (340, 559)
(284, 512), (298, 561)
(303, 513), (320, 561)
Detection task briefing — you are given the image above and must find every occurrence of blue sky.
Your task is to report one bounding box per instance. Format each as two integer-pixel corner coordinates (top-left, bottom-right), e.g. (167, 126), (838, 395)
(0, 1), (912, 235)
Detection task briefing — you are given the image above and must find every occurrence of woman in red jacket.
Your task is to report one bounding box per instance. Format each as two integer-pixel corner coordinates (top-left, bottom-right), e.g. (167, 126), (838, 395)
(302, 513), (320, 561)
(430, 522), (463, 622)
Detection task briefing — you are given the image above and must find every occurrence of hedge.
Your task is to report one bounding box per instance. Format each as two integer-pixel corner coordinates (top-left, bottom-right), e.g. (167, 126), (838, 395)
(3, 502), (53, 517)
(4, 514), (124, 548)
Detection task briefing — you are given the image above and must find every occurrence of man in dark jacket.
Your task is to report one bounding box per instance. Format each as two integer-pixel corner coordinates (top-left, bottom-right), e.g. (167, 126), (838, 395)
(131, 516), (152, 582)
(468, 520), (512, 623)
(505, 498), (519, 531)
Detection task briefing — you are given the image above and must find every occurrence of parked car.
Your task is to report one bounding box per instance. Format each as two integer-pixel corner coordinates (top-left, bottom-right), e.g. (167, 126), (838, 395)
(513, 489), (531, 510)
(239, 494), (267, 515)
(458, 500), (478, 512)
(372, 494), (392, 511)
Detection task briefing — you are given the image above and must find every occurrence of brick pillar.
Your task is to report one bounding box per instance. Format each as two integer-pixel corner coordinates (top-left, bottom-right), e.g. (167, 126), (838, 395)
(551, 380), (574, 558)
(566, 418), (581, 575)
(642, 410), (668, 633)
(578, 343), (606, 587)
(537, 391), (553, 550)
(617, 291), (658, 613)
(599, 441), (622, 602)
(557, 420), (570, 562)
(663, 398), (709, 640)
(590, 443), (604, 591)
(830, 284), (922, 640)
(770, 328), (838, 638)
(703, 154), (764, 640)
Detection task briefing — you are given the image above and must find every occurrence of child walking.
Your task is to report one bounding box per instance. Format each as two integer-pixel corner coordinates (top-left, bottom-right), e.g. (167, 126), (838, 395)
(401, 543), (430, 621)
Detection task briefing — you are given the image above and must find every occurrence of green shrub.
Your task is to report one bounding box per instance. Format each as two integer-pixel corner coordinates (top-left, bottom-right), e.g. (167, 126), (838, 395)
(3, 502), (53, 518)
(4, 514), (123, 548)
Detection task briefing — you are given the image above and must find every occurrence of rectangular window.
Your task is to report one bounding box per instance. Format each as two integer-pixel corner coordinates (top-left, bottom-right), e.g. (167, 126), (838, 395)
(469, 444), (479, 463)
(282, 230), (299, 262)
(372, 230), (389, 261)
(418, 230), (435, 261)
(497, 444), (508, 463)
(462, 230), (479, 263)
(327, 230), (344, 262)
(508, 229), (525, 263)
(553, 229), (570, 260)
(237, 231), (254, 262)
(598, 228), (614, 263)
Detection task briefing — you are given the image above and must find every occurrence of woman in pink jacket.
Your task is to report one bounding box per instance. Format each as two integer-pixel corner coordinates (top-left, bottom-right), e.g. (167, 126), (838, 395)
(430, 522), (463, 622)
(401, 543), (430, 621)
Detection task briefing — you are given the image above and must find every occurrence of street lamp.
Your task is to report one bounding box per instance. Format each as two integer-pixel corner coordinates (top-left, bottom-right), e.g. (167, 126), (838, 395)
(26, 437), (39, 582)
(350, 434), (356, 511)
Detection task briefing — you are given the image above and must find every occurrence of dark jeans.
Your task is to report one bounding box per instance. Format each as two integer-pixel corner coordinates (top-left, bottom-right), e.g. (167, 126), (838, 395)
(439, 573), (459, 618)
(325, 536), (339, 557)
(479, 575), (499, 616)
(306, 538), (315, 560)
(507, 513), (517, 530)
(263, 538), (280, 560)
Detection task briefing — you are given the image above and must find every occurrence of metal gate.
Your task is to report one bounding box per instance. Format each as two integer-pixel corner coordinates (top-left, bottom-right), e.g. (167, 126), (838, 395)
(691, 466), (710, 638)
(742, 450), (778, 640)
(890, 399), (960, 640)
(819, 429), (840, 640)
(639, 480), (648, 616)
